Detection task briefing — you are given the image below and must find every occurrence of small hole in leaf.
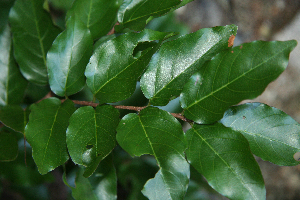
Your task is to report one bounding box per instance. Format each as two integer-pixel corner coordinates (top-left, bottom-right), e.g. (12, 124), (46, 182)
(86, 144), (93, 149)
(293, 152), (300, 161)
(132, 41), (157, 58)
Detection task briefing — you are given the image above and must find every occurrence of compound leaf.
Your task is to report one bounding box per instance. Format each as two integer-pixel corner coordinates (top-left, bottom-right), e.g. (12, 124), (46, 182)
(181, 40), (297, 124)
(47, 16), (93, 97)
(66, 0), (120, 40)
(141, 25), (238, 106)
(186, 123), (265, 200)
(85, 29), (173, 104)
(221, 103), (300, 166)
(9, 0), (60, 85)
(0, 24), (28, 106)
(25, 98), (76, 174)
(118, 0), (181, 31)
(66, 105), (119, 177)
(116, 107), (189, 200)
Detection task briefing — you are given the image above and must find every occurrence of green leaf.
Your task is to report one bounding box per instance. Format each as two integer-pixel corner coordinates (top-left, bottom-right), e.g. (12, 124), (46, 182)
(66, 105), (120, 177)
(64, 154), (117, 200)
(66, 0), (120, 40)
(181, 40), (297, 124)
(0, 131), (18, 161)
(117, 0), (182, 31)
(170, 0), (195, 12)
(64, 167), (98, 200)
(25, 98), (76, 174)
(221, 103), (300, 166)
(116, 156), (158, 200)
(89, 154), (117, 200)
(0, 0), (15, 34)
(47, 17), (93, 97)
(85, 29), (173, 104)
(140, 25), (238, 106)
(116, 107), (189, 200)
(9, 0), (60, 85)
(0, 24), (28, 106)
(186, 123), (265, 200)
(0, 105), (29, 133)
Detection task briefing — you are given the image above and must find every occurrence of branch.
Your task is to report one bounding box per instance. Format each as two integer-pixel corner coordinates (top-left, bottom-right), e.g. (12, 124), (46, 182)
(65, 99), (191, 122)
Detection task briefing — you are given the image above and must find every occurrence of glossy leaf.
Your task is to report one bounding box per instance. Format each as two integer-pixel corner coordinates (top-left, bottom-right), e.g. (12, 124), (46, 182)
(181, 40), (297, 124)
(9, 0), (60, 85)
(141, 25), (238, 106)
(118, 0), (181, 31)
(186, 123), (265, 199)
(25, 98), (76, 174)
(47, 17), (93, 97)
(66, 105), (119, 177)
(0, 24), (28, 106)
(221, 103), (300, 166)
(116, 107), (189, 200)
(66, 0), (120, 40)
(0, 105), (29, 133)
(0, 131), (18, 161)
(85, 29), (173, 104)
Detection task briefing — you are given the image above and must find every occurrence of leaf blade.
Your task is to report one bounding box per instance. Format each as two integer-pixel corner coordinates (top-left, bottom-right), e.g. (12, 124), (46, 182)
(0, 131), (18, 162)
(0, 24), (28, 106)
(140, 25), (238, 106)
(25, 98), (76, 174)
(66, 105), (120, 177)
(9, 0), (60, 85)
(66, 0), (120, 40)
(221, 103), (300, 166)
(0, 105), (29, 134)
(186, 123), (266, 200)
(181, 40), (297, 123)
(118, 0), (182, 31)
(116, 107), (189, 200)
(47, 17), (93, 97)
(85, 29), (173, 104)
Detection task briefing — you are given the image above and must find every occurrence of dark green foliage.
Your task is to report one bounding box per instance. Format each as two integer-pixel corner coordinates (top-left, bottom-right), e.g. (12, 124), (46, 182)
(0, 0), (298, 199)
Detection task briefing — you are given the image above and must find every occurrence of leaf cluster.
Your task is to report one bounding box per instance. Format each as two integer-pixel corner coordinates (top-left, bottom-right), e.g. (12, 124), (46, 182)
(0, 0), (299, 199)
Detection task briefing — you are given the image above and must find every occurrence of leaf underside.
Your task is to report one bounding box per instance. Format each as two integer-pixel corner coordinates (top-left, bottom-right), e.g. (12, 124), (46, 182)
(221, 103), (300, 166)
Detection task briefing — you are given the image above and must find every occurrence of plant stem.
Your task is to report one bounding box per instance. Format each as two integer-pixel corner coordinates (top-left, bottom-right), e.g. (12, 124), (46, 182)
(64, 99), (191, 122)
